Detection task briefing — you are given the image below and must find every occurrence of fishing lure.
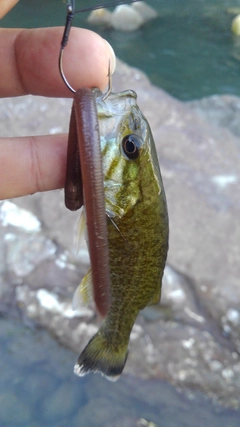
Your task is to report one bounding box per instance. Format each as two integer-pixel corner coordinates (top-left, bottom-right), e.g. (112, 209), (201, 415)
(60, 0), (169, 380)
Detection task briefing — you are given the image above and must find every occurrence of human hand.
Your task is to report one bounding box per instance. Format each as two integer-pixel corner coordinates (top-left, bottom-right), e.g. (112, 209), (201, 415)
(0, 27), (115, 199)
(0, 0), (19, 19)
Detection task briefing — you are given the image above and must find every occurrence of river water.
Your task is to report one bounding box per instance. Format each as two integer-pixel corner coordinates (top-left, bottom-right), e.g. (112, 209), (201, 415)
(1, 0), (240, 99)
(1, 1), (240, 426)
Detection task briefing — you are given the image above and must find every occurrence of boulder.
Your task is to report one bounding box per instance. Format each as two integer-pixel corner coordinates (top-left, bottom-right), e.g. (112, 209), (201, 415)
(87, 3), (158, 32)
(132, 1), (158, 22)
(87, 8), (112, 27)
(232, 14), (240, 35)
(111, 5), (144, 31)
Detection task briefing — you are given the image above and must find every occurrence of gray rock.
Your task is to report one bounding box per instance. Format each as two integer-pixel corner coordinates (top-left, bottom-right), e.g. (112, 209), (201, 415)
(132, 2), (158, 21)
(188, 94), (240, 138)
(87, 8), (112, 27)
(111, 5), (144, 31)
(0, 59), (240, 408)
(74, 397), (126, 427)
(87, 2), (158, 32)
(22, 372), (58, 404)
(0, 392), (31, 425)
(41, 382), (78, 421)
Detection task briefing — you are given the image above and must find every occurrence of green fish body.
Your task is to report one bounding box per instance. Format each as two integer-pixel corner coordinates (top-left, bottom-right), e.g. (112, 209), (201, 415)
(74, 89), (169, 380)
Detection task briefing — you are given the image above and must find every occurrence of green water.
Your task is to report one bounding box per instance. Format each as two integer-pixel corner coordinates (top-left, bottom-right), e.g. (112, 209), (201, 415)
(1, 0), (240, 99)
(1, 317), (240, 427)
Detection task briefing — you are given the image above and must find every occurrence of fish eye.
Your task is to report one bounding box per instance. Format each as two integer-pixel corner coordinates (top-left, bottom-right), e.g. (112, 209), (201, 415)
(122, 134), (142, 160)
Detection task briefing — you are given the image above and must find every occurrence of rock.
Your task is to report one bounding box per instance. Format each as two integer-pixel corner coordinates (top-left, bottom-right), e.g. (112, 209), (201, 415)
(136, 419), (158, 427)
(132, 2), (158, 22)
(87, 8), (112, 27)
(22, 372), (57, 403)
(74, 397), (126, 427)
(87, 4), (156, 31)
(103, 418), (159, 427)
(103, 417), (142, 427)
(87, 3), (158, 31)
(187, 94), (240, 137)
(2, 317), (240, 426)
(232, 14), (240, 35)
(0, 392), (31, 425)
(0, 59), (240, 407)
(41, 382), (78, 421)
(110, 5), (144, 31)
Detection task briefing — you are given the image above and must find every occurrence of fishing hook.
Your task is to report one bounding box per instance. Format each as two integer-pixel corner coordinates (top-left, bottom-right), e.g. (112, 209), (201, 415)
(59, 1), (76, 93)
(59, 0), (142, 95)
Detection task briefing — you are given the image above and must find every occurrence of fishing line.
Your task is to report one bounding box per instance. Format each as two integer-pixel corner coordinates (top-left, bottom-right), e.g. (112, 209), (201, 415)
(74, 0), (143, 14)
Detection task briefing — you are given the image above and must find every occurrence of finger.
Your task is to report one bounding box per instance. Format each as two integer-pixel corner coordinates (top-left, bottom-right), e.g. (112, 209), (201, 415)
(0, 134), (67, 199)
(0, 0), (19, 19)
(0, 27), (116, 97)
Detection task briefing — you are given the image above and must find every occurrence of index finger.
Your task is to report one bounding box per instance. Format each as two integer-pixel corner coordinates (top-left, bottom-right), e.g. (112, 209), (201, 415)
(0, 27), (115, 98)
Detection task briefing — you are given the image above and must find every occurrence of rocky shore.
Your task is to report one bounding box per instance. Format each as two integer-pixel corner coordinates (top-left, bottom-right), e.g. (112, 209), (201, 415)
(0, 59), (239, 408)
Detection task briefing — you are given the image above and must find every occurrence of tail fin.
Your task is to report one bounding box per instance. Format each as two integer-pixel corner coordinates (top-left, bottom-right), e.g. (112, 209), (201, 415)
(74, 330), (128, 381)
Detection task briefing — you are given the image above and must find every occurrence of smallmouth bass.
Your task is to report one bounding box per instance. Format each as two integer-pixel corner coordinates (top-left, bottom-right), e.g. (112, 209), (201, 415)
(73, 89), (169, 380)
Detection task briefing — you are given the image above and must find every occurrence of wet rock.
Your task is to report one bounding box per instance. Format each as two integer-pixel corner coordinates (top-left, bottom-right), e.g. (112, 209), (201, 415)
(2, 317), (240, 426)
(25, 423), (43, 427)
(74, 396), (126, 427)
(188, 94), (240, 137)
(78, 393), (127, 427)
(111, 5), (144, 31)
(136, 420), (158, 427)
(87, 8), (112, 27)
(87, 2), (157, 31)
(103, 418), (159, 427)
(22, 372), (58, 404)
(132, 2), (158, 22)
(0, 392), (31, 425)
(0, 59), (240, 407)
(232, 14), (240, 35)
(41, 382), (78, 421)
(103, 417), (142, 427)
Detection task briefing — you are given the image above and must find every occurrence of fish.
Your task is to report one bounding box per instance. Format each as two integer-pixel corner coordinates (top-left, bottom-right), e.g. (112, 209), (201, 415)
(73, 88), (169, 380)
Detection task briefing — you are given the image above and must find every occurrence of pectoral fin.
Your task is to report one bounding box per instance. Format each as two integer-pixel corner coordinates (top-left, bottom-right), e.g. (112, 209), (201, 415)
(74, 206), (88, 253)
(72, 268), (93, 310)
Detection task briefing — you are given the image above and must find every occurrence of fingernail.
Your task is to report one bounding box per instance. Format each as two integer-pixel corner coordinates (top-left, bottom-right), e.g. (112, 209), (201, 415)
(103, 39), (116, 75)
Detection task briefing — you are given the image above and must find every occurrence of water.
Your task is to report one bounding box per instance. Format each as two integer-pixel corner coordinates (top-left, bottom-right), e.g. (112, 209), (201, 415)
(1, 0), (240, 99)
(1, 317), (240, 427)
